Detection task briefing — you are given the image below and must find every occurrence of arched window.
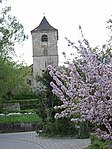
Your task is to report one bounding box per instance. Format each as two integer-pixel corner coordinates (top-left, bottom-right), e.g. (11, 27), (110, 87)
(41, 34), (48, 42)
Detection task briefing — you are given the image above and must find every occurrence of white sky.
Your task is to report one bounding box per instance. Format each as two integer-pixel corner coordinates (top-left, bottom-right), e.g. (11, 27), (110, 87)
(3, 0), (112, 65)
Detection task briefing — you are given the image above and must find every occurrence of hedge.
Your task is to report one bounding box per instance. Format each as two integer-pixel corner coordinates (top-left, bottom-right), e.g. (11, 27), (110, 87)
(0, 99), (40, 112)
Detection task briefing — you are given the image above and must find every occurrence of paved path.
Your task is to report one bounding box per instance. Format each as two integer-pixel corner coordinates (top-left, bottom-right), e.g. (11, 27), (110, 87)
(0, 131), (91, 149)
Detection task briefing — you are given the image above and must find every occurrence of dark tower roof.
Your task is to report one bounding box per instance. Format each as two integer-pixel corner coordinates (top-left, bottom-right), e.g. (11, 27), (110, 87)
(31, 16), (58, 33)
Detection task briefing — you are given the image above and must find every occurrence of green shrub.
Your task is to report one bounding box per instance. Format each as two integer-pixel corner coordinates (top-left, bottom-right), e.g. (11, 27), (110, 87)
(0, 100), (3, 113)
(16, 99), (39, 110)
(36, 121), (43, 130)
(86, 135), (112, 149)
(12, 91), (38, 100)
(2, 99), (39, 111)
(55, 118), (78, 136)
(78, 121), (90, 139)
(0, 107), (3, 113)
(43, 122), (56, 136)
(41, 118), (79, 137)
(20, 109), (35, 113)
(0, 114), (41, 124)
(35, 100), (47, 122)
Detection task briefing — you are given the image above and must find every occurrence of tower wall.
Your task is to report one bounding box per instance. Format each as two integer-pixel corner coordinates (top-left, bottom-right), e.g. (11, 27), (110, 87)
(32, 31), (58, 57)
(31, 17), (58, 89)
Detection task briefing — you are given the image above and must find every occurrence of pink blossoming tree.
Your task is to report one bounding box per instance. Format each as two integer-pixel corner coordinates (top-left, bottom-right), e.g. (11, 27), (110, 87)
(48, 27), (112, 140)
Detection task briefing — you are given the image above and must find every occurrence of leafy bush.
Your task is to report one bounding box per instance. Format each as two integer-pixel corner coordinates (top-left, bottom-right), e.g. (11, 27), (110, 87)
(86, 135), (112, 149)
(12, 91), (38, 100)
(36, 100), (47, 122)
(0, 114), (40, 124)
(19, 109), (35, 113)
(41, 118), (79, 137)
(78, 121), (90, 139)
(42, 122), (56, 136)
(55, 118), (78, 136)
(1, 99), (39, 112)
(19, 99), (39, 110)
(0, 100), (3, 113)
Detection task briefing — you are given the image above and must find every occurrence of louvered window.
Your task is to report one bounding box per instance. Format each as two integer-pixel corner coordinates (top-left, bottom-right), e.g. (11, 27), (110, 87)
(41, 35), (48, 42)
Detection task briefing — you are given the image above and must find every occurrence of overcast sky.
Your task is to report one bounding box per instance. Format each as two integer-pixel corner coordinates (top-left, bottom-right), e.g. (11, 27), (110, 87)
(4, 0), (112, 65)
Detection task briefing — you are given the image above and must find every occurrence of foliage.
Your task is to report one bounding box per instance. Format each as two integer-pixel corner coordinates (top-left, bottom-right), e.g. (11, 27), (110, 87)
(78, 121), (90, 139)
(1, 99), (39, 112)
(0, 5), (28, 58)
(42, 117), (79, 137)
(55, 118), (78, 136)
(48, 26), (112, 140)
(0, 58), (31, 100)
(42, 122), (56, 136)
(36, 70), (61, 123)
(35, 98), (47, 122)
(0, 109), (3, 114)
(35, 70), (81, 137)
(12, 90), (37, 100)
(0, 2), (29, 100)
(19, 99), (39, 110)
(86, 134), (112, 149)
(0, 114), (40, 124)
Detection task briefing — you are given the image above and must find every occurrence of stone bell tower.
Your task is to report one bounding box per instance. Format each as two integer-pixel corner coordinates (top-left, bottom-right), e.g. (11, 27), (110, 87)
(31, 16), (58, 88)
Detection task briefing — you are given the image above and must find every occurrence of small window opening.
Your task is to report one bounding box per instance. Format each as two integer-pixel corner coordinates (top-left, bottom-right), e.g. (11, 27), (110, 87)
(41, 35), (48, 42)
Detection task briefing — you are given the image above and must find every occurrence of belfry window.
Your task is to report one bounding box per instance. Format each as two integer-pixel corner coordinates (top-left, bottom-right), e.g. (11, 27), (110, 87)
(41, 34), (48, 42)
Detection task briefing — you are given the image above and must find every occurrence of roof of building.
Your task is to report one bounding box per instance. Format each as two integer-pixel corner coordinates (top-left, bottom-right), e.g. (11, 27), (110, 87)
(31, 16), (58, 33)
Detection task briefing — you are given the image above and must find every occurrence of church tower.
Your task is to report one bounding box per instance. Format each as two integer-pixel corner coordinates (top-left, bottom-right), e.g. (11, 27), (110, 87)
(31, 16), (58, 88)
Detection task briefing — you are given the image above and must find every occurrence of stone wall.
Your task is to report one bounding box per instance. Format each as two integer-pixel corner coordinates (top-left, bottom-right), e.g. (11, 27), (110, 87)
(3, 103), (20, 111)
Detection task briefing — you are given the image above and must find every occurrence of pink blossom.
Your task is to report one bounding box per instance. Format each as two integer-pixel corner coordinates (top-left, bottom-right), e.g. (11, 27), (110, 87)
(48, 34), (112, 140)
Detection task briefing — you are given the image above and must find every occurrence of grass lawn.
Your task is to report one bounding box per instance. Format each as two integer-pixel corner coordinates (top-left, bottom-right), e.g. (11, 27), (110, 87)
(0, 114), (41, 124)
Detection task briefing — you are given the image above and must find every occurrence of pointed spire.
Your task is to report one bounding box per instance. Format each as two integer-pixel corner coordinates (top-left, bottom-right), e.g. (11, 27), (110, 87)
(31, 16), (58, 32)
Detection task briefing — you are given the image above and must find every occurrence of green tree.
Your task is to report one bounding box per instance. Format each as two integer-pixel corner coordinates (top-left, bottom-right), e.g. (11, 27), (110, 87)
(0, 2), (29, 100)
(0, 58), (31, 100)
(0, 5), (28, 58)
